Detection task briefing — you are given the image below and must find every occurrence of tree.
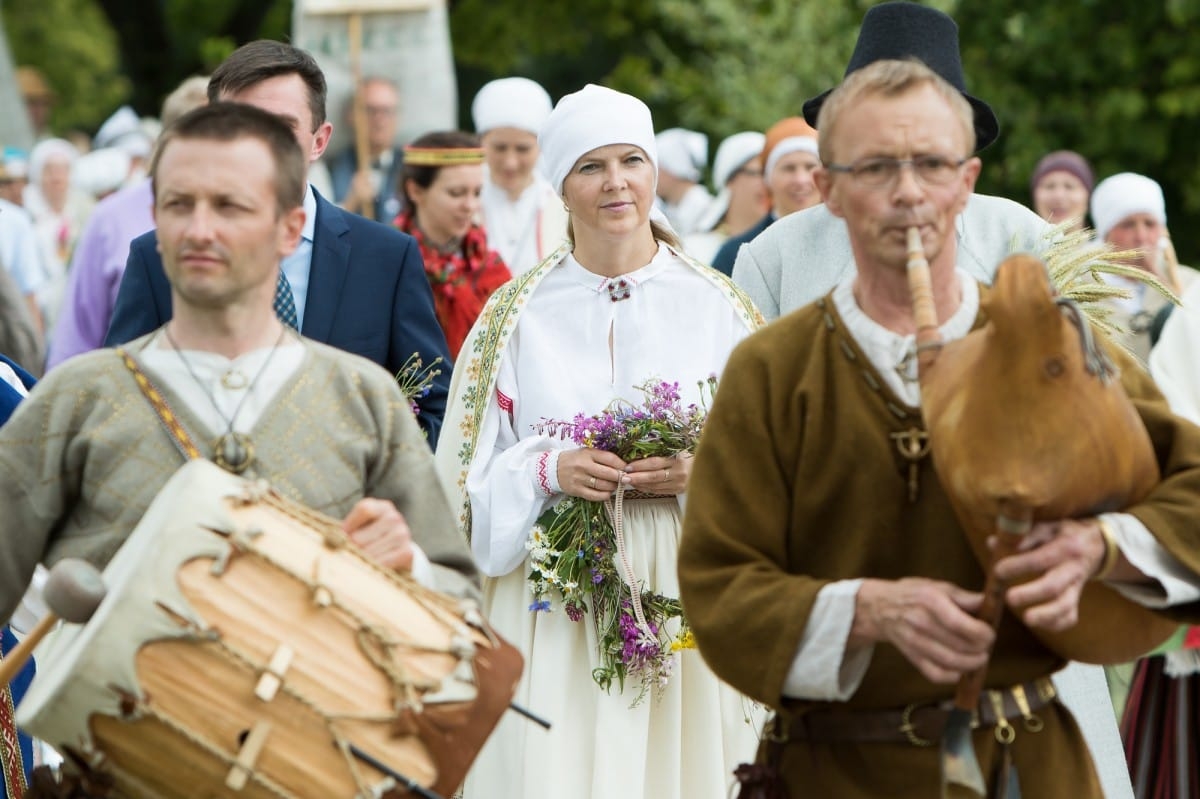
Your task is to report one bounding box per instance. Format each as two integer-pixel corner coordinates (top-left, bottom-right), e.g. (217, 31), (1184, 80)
(953, 0), (1200, 261)
(4, 0), (129, 134)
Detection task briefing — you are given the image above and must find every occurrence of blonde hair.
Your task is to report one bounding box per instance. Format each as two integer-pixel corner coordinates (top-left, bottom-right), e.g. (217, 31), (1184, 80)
(565, 218), (681, 250)
(816, 59), (975, 164)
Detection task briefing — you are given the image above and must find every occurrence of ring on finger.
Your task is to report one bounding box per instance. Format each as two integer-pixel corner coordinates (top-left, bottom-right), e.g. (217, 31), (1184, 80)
(589, 476), (597, 489)
(663, 468), (671, 482)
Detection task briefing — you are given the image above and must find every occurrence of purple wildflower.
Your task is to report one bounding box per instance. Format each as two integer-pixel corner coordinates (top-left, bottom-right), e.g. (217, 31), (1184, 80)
(565, 602), (585, 622)
(529, 599), (551, 613)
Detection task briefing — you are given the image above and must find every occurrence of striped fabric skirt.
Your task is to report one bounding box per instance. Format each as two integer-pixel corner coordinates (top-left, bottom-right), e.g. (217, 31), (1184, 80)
(1121, 649), (1200, 799)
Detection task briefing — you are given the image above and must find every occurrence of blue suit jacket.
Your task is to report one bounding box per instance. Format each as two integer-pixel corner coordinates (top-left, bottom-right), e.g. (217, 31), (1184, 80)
(711, 212), (775, 277)
(105, 190), (452, 445)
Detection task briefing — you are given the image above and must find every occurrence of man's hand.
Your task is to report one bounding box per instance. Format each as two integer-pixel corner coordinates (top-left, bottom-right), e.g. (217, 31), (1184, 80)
(851, 578), (994, 684)
(343, 498), (414, 571)
(992, 518), (1106, 630)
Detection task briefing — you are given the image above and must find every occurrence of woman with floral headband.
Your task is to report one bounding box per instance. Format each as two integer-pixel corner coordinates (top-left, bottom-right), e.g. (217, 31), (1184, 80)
(395, 131), (510, 358)
(436, 84), (763, 799)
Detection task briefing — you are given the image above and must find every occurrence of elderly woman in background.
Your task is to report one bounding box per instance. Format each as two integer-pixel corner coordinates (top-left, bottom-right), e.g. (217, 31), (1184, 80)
(684, 131), (767, 266)
(23, 138), (94, 326)
(1029, 149), (1094, 230)
(393, 131), (511, 359)
(436, 84), (763, 799)
(472, 77), (567, 276)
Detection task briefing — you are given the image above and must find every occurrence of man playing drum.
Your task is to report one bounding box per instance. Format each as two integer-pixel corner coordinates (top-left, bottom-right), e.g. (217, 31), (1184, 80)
(0, 102), (478, 626)
(678, 58), (1200, 798)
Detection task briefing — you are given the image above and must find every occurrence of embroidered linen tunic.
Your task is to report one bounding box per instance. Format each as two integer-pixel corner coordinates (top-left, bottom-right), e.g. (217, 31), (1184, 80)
(436, 243), (764, 799)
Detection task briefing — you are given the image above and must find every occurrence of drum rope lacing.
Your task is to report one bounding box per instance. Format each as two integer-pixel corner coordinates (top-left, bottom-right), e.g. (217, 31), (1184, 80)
(120, 484), (491, 798)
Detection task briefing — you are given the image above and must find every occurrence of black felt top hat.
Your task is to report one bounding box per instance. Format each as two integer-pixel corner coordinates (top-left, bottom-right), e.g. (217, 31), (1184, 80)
(802, 2), (1000, 151)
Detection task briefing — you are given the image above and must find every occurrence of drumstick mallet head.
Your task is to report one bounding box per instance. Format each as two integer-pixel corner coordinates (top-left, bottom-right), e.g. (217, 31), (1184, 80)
(0, 559), (107, 687)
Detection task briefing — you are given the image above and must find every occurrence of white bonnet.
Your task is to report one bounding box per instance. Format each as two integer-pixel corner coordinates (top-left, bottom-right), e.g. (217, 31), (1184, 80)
(1090, 172), (1166, 241)
(472, 77), (553, 135)
(655, 127), (707, 183)
(29, 138), (78, 184)
(711, 131), (766, 190)
(538, 84), (656, 194)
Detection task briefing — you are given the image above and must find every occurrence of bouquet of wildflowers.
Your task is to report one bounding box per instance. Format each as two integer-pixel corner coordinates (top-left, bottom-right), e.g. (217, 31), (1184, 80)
(394, 352), (443, 424)
(528, 377), (716, 704)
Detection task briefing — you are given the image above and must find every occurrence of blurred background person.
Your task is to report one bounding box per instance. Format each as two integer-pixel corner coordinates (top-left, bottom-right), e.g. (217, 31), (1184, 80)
(472, 76), (565, 276)
(16, 66), (55, 142)
(23, 138), (94, 329)
(48, 75), (209, 370)
(1030, 149), (1094, 230)
(0, 149), (29, 206)
(0, 189), (47, 359)
(92, 105), (154, 189)
(712, 116), (819, 275)
(395, 130), (510, 358)
(654, 126), (712, 236)
(1091, 172), (1196, 363)
(436, 83), (762, 799)
(70, 147), (133, 203)
(684, 130), (767, 266)
(331, 76), (405, 222)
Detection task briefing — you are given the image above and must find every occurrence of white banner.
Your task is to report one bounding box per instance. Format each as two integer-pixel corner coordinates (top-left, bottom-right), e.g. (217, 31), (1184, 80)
(293, 0), (457, 155)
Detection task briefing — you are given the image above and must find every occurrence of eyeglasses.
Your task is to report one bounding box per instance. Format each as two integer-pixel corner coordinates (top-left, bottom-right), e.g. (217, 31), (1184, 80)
(824, 155), (968, 188)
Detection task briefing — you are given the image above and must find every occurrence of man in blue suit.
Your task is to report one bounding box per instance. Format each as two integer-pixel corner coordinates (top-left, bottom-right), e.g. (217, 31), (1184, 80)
(106, 41), (451, 445)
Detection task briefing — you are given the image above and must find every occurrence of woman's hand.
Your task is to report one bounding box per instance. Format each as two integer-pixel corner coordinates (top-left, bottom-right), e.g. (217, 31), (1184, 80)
(622, 452), (693, 495)
(557, 448), (628, 500)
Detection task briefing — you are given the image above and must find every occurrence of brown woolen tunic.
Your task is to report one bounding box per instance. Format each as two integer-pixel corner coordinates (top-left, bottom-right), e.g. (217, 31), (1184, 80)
(679, 290), (1200, 797)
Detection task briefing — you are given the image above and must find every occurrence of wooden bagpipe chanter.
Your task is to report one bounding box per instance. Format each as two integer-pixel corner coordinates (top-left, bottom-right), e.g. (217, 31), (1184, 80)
(11, 460), (526, 799)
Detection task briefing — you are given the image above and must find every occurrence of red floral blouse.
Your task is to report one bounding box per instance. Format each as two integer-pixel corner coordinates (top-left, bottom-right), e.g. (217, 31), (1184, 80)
(395, 211), (512, 359)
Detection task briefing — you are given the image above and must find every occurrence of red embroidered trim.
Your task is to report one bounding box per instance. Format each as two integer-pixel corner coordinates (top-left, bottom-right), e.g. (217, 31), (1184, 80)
(536, 452), (553, 496)
(1185, 626), (1200, 650)
(0, 669), (26, 799)
(496, 389), (514, 416)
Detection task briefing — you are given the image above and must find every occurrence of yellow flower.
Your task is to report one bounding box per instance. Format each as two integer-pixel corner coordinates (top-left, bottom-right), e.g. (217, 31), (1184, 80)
(671, 631), (696, 651)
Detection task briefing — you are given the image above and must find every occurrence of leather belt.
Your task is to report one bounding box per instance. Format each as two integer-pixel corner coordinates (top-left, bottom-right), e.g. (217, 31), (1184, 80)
(779, 677), (1057, 747)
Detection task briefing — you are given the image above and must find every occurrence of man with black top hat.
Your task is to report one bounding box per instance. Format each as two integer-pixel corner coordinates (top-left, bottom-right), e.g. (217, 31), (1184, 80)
(732, 1), (1048, 321)
(680, 52), (1200, 798)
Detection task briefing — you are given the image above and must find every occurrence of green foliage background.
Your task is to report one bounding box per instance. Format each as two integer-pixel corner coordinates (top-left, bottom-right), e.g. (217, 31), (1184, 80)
(6, 0), (1200, 260)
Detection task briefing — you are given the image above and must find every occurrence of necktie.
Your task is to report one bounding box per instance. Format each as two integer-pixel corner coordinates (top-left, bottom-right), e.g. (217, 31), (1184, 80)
(273, 270), (299, 330)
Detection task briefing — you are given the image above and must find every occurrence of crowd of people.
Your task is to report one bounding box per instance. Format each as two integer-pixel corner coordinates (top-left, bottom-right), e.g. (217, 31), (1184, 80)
(1, 2), (1199, 798)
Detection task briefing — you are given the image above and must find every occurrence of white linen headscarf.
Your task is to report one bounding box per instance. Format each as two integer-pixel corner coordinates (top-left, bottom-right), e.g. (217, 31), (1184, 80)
(28, 138), (78, 186)
(1090, 172), (1166, 241)
(654, 127), (707, 183)
(539, 84), (657, 195)
(696, 131), (766, 233)
(472, 77), (553, 135)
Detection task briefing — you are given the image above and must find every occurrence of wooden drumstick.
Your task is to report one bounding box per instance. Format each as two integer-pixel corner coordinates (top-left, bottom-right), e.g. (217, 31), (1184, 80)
(0, 559), (106, 687)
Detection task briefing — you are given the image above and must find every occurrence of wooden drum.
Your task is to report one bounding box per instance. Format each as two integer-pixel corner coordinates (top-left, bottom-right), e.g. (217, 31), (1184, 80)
(18, 459), (521, 798)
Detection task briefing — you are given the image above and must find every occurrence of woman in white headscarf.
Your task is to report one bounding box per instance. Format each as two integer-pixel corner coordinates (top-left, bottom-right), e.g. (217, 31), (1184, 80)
(683, 130), (768, 266)
(472, 77), (568, 276)
(437, 84), (763, 799)
(23, 138), (94, 326)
